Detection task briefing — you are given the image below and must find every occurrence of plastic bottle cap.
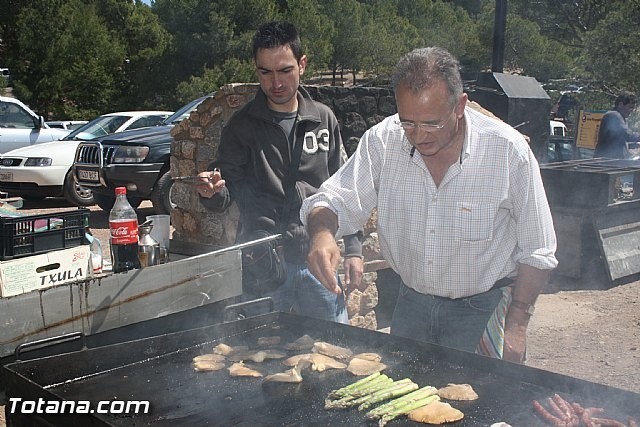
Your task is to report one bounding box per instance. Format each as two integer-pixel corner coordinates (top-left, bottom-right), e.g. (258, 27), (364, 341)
(115, 187), (127, 195)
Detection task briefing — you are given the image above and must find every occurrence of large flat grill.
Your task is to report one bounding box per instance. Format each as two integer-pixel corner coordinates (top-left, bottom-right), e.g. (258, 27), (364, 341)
(3, 312), (639, 426)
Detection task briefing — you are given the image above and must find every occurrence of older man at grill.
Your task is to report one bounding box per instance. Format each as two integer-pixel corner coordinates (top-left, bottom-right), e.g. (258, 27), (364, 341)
(300, 47), (557, 363)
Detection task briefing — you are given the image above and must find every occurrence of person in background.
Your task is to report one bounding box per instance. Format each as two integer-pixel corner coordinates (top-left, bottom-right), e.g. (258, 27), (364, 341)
(196, 20), (363, 323)
(594, 91), (640, 159)
(300, 47), (557, 362)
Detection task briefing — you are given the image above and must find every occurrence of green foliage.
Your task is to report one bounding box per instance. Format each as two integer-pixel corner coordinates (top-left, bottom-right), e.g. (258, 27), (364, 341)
(281, 0), (334, 76)
(174, 58), (256, 105)
(397, 0), (486, 70)
(13, 0), (125, 118)
(503, 14), (572, 81)
(581, 5), (640, 96)
(2, 0), (637, 117)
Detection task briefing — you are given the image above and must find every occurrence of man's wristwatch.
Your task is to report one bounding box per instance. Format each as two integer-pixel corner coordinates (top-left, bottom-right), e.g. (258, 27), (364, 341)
(510, 299), (535, 316)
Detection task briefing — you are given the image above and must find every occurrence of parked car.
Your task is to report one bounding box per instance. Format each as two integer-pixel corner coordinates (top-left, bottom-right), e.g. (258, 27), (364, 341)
(0, 96), (70, 153)
(73, 95), (212, 213)
(0, 111), (173, 206)
(46, 120), (88, 131)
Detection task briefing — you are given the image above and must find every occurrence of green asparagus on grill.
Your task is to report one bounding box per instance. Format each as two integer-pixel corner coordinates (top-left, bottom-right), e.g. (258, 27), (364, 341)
(377, 394), (440, 427)
(357, 381), (419, 411)
(365, 385), (438, 419)
(327, 372), (381, 399)
(328, 379), (416, 409)
(325, 375), (394, 409)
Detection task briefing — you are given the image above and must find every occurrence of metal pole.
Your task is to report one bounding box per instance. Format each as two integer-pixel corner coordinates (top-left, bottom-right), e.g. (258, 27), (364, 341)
(492, 0), (507, 72)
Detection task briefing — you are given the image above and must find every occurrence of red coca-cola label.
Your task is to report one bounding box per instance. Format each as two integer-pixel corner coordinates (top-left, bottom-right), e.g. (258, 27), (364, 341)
(109, 219), (138, 244)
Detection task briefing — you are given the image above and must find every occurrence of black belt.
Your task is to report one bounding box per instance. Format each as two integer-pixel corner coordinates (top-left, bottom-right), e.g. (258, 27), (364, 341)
(491, 277), (514, 290)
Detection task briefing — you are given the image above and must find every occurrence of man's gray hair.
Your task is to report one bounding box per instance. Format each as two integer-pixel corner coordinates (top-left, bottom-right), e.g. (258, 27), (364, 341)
(391, 47), (463, 105)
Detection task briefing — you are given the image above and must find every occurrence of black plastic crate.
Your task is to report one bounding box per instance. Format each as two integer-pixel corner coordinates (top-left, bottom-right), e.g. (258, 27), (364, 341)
(0, 208), (89, 260)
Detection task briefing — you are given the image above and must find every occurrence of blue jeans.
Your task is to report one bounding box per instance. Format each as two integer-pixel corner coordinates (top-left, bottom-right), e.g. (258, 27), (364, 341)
(390, 282), (503, 353)
(245, 262), (348, 324)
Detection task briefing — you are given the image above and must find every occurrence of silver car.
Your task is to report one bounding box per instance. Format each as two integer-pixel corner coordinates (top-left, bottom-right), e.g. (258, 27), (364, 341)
(0, 96), (70, 153)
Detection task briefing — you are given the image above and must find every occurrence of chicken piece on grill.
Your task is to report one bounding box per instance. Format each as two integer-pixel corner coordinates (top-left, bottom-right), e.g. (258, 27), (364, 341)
(263, 359), (311, 383)
(408, 401), (464, 424)
(283, 334), (316, 351)
(193, 354), (225, 363)
(437, 383), (479, 401)
(228, 361), (263, 377)
(193, 359), (225, 372)
(213, 343), (249, 356)
(352, 352), (382, 362)
(282, 353), (346, 372)
(346, 357), (387, 376)
(312, 341), (353, 360)
(282, 353), (313, 366)
(228, 349), (287, 363)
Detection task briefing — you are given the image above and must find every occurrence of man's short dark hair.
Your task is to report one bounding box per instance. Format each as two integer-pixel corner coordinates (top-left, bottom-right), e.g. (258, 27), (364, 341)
(615, 91), (637, 107)
(252, 21), (304, 62)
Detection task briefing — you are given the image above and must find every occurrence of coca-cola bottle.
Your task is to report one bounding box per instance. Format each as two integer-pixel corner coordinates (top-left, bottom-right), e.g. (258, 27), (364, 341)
(109, 187), (141, 273)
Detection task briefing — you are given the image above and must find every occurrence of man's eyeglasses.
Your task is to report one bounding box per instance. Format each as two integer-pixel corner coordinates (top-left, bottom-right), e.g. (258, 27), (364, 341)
(395, 108), (455, 132)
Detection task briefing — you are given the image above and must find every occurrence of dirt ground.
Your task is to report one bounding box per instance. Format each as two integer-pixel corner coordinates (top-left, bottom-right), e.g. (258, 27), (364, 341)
(528, 276), (640, 394)
(1, 198), (639, 425)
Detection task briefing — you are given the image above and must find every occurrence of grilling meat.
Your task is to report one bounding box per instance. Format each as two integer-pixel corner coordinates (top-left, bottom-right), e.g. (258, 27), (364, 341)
(437, 383), (479, 401)
(263, 359), (311, 383)
(192, 353), (226, 372)
(534, 396), (635, 427)
(352, 352), (382, 362)
(283, 353), (346, 372)
(227, 349), (287, 363)
(193, 359), (225, 372)
(346, 356), (387, 376)
(228, 361), (263, 377)
(213, 343), (249, 356)
(193, 353), (225, 363)
(408, 401), (464, 424)
(283, 353), (313, 366)
(312, 341), (353, 360)
(283, 334), (316, 351)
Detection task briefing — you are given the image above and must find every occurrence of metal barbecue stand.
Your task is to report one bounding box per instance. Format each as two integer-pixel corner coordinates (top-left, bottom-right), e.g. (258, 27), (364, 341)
(540, 158), (640, 284)
(2, 311), (639, 426)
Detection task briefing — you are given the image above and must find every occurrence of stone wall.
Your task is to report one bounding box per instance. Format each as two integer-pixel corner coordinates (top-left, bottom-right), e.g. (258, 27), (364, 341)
(169, 83), (396, 329)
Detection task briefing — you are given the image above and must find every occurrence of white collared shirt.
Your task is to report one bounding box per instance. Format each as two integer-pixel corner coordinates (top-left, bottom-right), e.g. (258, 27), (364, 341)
(301, 106), (558, 299)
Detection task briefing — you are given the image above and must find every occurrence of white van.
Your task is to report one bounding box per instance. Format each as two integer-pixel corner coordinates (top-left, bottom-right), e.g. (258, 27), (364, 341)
(550, 120), (568, 137)
(0, 96), (70, 153)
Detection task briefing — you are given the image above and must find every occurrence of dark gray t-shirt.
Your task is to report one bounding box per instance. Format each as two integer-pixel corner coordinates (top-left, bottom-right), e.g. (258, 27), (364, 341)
(271, 110), (298, 151)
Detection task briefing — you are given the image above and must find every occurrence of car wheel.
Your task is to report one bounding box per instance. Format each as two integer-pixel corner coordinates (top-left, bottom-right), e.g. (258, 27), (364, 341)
(94, 193), (142, 212)
(63, 171), (95, 207)
(150, 170), (175, 215)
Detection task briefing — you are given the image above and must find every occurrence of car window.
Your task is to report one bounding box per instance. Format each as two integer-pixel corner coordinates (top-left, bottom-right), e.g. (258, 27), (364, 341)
(0, 101), (35, 129)
(163, 96), (210, 125)
(127, 115), (169, 130)
(64, 115), (129, 140)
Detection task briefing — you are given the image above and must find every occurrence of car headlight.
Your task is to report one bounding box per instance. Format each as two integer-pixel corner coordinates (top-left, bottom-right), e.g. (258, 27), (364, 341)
(25, 157), (52, 166)
(111, 146), (149, 163)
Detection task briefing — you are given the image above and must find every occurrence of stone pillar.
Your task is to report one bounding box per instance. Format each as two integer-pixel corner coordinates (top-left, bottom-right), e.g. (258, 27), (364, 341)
(169, 84), (258, 254)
